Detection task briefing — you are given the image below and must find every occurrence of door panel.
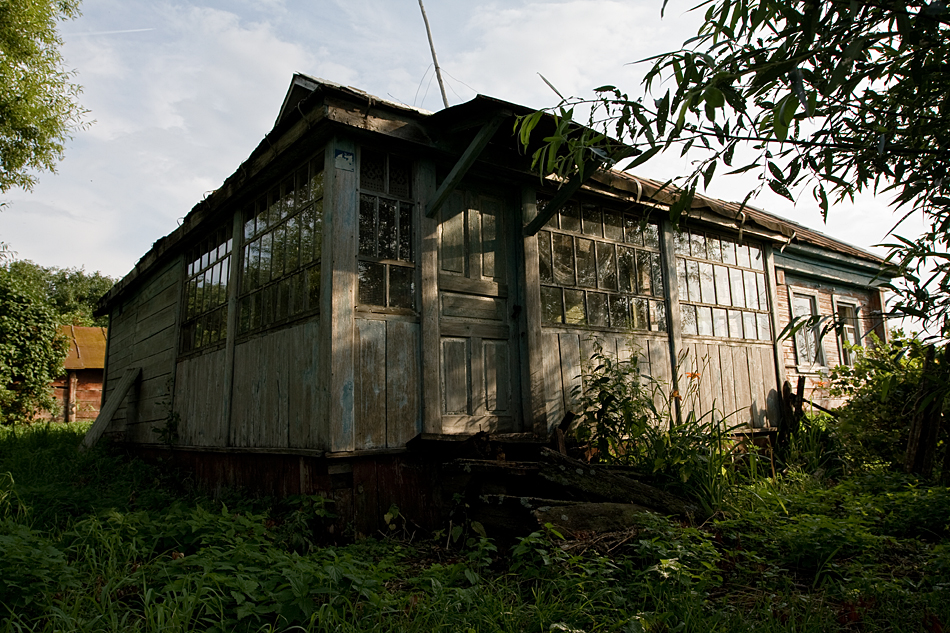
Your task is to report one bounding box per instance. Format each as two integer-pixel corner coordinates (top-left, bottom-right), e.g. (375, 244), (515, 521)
(438, 188), (521, 433)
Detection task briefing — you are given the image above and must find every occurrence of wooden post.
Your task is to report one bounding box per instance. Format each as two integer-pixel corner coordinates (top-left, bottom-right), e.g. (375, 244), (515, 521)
(659, 220), (683, 425)
(65, 371), (78, 423)
(520, 187), (548, 437)
(417, 158), (442, 435)
(81, 367), (141, 450)
(323, 138), (358, 453)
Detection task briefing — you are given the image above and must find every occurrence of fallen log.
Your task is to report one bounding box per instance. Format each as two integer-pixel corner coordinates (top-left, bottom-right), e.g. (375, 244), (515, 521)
(537, 447), (699, 521)
(535, 502), (656, 538)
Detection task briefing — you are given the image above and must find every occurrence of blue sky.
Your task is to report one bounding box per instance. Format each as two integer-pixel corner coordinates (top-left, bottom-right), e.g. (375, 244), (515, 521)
(2, 0), (912, 279)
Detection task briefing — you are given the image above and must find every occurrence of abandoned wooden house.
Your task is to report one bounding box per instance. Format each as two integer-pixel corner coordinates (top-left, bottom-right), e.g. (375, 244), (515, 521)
(43, 325), (107, 423)
(87, 75), (889, 531)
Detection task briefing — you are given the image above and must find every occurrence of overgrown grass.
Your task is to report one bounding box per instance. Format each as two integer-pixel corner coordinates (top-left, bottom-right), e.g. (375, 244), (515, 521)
(1, 422), (949, 631)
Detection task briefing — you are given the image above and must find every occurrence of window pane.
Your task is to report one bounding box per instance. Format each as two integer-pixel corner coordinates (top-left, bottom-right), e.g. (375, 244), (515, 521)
(272, 223), (286, 280)
(714, 265), (731, 306)
(674, 231), (690, 256)
(564, 289), (586, 324)
(538, 231), (554, 284)
(638, 250), (653, 296)
(481, 204), (496, 278)
(690, 231), (707, 259)
(399, 202), (413, 262)
(757, 312), (772, 341)
(310, 164), (325, 200)
(651, 300), (668, 332)
(642, 223), (660, 249)
(728, 309), (743, 339)
(730, 268), (746, 308)
(618, 247), (635, 293)
(582, 204), (603, 237)
(576, 238), (596, 287)
(358, 261), (385, 305)
(277, 277), (290, 321)
(300, 206), (314, 266)
(697, 306), (713, 336)
(700, 262), (715, 304)
(308, 265), (321, 308)
(721, 239), (737, 265)
(261, 284), (276, 327)
(687, 260), (702, 303)
(649, 252), (664, 296)
(677, 259), (689, 301)
(561, 201), (581, 232)
(736, 243), (751, 268)
(553, 233), (575, 285)
(389, 265), (415, 309)
(757, 272), (768, 309)
(541, 286), (563, 323)
(713, 308), (728, 337)
(285, 214), (300, 272)
(604, 210), (623, 241)
(281, 177), (295, 219)
(609, 294), (628, 328)
(597, 242), (618, 290)
(295, 165), (311, 204)
(632, 298), (648, 330)
(706, 236), (722, 262)
(588, 292), (608, 326)
(244, 206), (256, 240)
(378, 199), (398, 260)
(749, 244), (764, 270)
(623, 215), (643, 245)
(744, 269), (759, 310)
(740, 312), (754, 339)
(312, 198), (324, 262)
(682, 304), (698, 335)
(359, 195), (377, 257)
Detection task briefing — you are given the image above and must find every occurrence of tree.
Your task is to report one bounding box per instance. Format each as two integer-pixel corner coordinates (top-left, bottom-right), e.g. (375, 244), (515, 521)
(520, 0), (950, 333)
(6, 260), (115, 327)
(0, 0), (85, 193)
(0, 263), (66, 424)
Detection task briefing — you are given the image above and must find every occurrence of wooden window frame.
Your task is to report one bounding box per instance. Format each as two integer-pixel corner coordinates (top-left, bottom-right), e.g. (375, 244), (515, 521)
(833, 296), (861, 367)
(179, 225), (232, 355)
(538, 198), (666, 332)
(789, 287), (826, 371)
(357, 148), (416, 314)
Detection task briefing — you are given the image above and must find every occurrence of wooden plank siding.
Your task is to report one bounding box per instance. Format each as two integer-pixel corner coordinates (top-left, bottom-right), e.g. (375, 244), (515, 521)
(353, 318), (421, 449)
(102, 256), (183, 441)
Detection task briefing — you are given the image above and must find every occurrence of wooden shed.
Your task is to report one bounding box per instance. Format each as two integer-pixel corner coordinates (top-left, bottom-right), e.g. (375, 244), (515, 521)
(40, 325), (107, 423)
(89, 75), (889, 531)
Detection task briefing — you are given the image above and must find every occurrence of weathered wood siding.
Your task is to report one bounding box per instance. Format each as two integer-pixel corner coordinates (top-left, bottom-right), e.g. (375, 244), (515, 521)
(102, 257), (182, 442)
(539, 329), (673, 431)
(354, 317), (421, 449)
(680, 340), (779, 427)
(229, 320), (322, 449)
(174, 347), (229, 445)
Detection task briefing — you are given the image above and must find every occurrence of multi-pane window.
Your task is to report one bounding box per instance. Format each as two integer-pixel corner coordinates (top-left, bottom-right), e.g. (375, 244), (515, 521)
(674, 229), (771, 341)
(238, 155), (324, 335)
(181, 226), (232, 353)
(358, 149), (414, 310)
(792, 293), (824, 367)
(836, 302), (860, 366)
(538, 201), (667, 331)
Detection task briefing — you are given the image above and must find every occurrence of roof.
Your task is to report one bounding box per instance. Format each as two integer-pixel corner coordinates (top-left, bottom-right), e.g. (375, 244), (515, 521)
(97, 75), (891, 313)
(59, 325), (107, 370)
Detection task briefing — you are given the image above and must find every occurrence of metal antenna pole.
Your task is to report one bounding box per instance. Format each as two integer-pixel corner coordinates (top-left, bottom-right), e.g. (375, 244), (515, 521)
(418, 0), (449, 109)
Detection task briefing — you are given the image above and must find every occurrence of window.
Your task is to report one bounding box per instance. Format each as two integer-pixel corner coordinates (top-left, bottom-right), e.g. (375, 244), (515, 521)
(358, 149), (415, 310)
(238, 155), (324, 335)
(836, 301), (860, 366)
(181, 226), (232, 353)
(538, 200), (666, 331)
(674, 228), (771, 341)
(792, 292), (824, 367)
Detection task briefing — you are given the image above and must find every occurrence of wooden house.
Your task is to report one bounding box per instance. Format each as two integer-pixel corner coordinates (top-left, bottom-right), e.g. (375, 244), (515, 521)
(38, 325), (107, 423)
(87, 75), (889, 530)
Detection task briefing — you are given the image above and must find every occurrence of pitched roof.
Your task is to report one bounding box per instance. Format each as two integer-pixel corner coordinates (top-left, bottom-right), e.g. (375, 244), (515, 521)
(59, 325), (107, 370)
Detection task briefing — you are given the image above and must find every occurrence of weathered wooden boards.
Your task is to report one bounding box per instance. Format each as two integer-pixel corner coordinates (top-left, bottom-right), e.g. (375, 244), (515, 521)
(82, 367), (141, 450)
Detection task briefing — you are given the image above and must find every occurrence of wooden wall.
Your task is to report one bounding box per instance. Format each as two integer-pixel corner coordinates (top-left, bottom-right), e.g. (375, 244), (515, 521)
(174, 347), (229, 446)
(540, 328), (673, 431)
(353, 317), (421, 450)
(102, 257), (182, 442)
(229, 320), (322, 449)
(680, 340), (779, 427)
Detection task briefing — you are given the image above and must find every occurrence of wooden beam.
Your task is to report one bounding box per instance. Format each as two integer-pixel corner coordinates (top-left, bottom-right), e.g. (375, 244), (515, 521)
(81, 367), (141, 451)
(425, 114), (505, 218)
(523, 160), (601, 237)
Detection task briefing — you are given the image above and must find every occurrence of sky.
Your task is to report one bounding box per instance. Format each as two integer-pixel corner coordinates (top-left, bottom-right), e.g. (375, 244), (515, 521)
(1, 0), (924, 281)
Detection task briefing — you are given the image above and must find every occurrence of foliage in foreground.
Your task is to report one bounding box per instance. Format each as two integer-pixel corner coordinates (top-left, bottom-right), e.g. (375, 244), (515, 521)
(1, 423), (949, 632)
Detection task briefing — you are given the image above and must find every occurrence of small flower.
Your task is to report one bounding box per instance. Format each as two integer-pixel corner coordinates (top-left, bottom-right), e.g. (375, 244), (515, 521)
(685, 371), (701, 380)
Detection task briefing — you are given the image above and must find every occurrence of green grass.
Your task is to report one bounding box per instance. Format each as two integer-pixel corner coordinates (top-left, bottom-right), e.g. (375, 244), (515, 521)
(1, 423), (949, 632)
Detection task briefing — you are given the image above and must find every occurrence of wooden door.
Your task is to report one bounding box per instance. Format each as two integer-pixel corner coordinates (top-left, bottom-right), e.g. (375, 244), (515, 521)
(438, 188), (521, 433)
